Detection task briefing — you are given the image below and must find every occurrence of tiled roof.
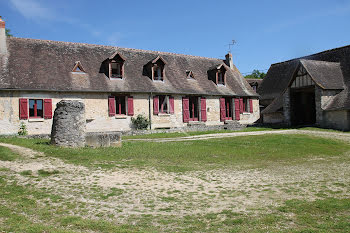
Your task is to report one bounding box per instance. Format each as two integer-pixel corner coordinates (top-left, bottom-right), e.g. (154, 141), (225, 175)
(0, 37), (257, 97)
(258, 44), (350, 110)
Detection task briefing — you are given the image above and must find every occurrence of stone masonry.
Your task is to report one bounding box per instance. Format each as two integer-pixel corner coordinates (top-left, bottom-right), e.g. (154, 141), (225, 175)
(51, 100), (86, 147)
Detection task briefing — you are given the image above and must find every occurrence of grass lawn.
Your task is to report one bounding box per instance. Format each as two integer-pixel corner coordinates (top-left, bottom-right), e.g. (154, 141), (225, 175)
(0, 134), (348, 172)
(0, 133), (350, 232)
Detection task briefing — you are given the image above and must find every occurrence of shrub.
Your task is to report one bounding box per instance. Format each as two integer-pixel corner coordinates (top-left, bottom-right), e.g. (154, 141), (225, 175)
(18, 122), (28, 136)
(131, 114), (150, 130)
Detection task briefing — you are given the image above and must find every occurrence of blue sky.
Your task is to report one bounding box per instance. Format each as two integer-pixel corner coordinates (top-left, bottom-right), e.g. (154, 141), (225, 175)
(1, 0), (350, 74)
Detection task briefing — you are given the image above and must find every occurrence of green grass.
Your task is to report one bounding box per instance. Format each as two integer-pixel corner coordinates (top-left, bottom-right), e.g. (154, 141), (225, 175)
(123, 127), (278, 139)
(0, 134), (349, 172)
(0, 174), (349, 232)
(0, 146), (21, 161)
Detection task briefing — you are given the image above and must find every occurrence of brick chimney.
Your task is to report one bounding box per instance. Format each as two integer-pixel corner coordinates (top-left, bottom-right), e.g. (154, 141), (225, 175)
(225, 52), (234, 70)
(0, 16), (7, 55)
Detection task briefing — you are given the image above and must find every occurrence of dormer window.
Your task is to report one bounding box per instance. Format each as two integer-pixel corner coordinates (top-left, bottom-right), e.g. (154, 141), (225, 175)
(217, 69), (225, 85)
(110, 61), (123, 79)
(153, 64), (163, 81)
(150, 56), (166, 81)
(72, 61), (86, 73)
(186, 70), (195, 79)
(108, 52), (126, 79)
(208, 64), (227, 85)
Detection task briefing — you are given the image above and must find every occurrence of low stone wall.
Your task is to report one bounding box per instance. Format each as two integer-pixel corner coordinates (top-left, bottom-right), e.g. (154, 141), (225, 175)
(123, 122), (245, 136)
(85, 132), (122, 148)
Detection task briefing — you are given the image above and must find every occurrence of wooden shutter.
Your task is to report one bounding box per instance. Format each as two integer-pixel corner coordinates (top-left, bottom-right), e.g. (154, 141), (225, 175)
(19, 98), (28, 120)
(234, 98), (240, 120)
(182, 97), (190, 123)
(127, 96), (134, 116)
(108, 96), (116, 116)
(240, 98), (244, 113)
(249, 99), (253, 113)
(200, 97), (207, 122)
(169, 96), (174, 114)
(220, 98), (226, 122)
(43, 99), (52, 119)
(153, 96), (159, 115)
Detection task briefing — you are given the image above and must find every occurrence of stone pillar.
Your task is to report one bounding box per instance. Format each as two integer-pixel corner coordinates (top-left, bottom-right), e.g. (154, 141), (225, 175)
(283, 87), (291, 126)
(51, 100), (86, 147)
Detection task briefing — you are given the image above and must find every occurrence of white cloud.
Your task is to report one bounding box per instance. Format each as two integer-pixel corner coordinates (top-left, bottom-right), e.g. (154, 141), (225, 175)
(9, 0), (53, 20)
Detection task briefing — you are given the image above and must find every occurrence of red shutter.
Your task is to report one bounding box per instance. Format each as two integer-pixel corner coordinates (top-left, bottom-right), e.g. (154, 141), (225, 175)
(182, 97), (190, 123)
(153, 96), (159, 115)
(19, 98), (28, 120)
(234, 98), (240, 120)
(220, 98), (226, 122)
(200, 97), (207, 122)
(169, 96), (174, 114)
(240, 98), (244, 113)
(108, 96), (116, 116)
(44, 99), (52, 119)
(249, 99), (253, 113)
(127, 96), (134, 116)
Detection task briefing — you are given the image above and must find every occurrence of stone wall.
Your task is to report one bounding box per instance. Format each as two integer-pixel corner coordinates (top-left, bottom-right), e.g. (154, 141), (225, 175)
(263, 112), (284, 124)
(0, 90), (260, 135)
(282, 88), (291, 126)
(323, 110), (350, 131)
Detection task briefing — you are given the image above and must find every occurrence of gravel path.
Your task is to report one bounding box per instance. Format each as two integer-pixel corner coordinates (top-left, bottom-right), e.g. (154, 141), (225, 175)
(124, 129), (350, 142)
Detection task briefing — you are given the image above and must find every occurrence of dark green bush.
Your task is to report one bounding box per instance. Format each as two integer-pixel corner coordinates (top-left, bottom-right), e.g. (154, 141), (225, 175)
(131, 114), (150, 130)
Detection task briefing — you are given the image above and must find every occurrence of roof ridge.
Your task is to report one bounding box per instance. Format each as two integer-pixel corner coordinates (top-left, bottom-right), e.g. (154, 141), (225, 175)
(300, 59), (341, 65)
(9, 37), (222, 61)
(271, 44), (350, 66)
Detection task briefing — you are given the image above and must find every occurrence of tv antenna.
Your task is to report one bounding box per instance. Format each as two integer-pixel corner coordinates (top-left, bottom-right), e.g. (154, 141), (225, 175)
(227, 40), (236, 53)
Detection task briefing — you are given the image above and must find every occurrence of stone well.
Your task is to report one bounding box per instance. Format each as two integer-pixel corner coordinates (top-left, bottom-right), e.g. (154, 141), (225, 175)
(51, 100), (86, 147)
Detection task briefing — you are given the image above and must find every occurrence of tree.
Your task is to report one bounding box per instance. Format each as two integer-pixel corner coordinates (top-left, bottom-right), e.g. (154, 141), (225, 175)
(6, 28), (13, 37)
(244, 70), (266, 79)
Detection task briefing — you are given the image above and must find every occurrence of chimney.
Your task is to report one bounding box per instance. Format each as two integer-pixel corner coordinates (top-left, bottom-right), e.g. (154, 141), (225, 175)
(225, 52), (234, 69)
(0, 16), (7, 55)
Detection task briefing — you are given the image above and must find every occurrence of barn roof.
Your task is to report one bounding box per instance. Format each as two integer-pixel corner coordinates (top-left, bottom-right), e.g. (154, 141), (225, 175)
(258, 44), (350, 111)
(0, 37), (257, 97)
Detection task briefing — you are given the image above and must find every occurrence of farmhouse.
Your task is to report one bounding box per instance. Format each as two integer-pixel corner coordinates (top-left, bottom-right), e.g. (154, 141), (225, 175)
(258, 45), (350, 130)
(0, 18), (259, 135)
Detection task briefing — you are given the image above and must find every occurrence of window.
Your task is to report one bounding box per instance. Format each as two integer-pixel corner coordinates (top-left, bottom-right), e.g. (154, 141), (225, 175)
(159, 95), (169, 113)
(186, 71), (195, 79)
(189, 96), (199, 121)
(110, 61), (123, 79)
(72, 61), (85, 73)
(153, 64), (164, 81)
(217, 69), (225, 85)
(243, 98), (249, 112)
(29, 99), (43, 118)
(225, 97), (233, 120)
(115, 96), (126, 115)
(108, 95), (134, 116)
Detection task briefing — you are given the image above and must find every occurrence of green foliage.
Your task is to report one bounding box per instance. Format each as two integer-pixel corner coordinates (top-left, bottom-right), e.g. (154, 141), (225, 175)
(244, 69), (266, 79)
(131, 114), (150, 130)
(5, 28), (13, 37)
(18, 122), (28, 136)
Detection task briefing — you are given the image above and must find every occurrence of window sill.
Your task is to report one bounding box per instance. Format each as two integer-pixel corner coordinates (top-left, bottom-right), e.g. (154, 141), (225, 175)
(28, 118), (44, 122)
(153, 79), (164, 83)
(110, 77), (123, 80)
(242, 112), (251, 115)
(158, 113), (171, 116)
(217, 84), (226, 87)
(115, 115), (127, 119)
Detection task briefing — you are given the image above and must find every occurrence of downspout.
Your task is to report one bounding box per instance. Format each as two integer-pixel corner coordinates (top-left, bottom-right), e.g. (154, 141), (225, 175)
(149, 93), (152, 130)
